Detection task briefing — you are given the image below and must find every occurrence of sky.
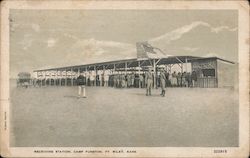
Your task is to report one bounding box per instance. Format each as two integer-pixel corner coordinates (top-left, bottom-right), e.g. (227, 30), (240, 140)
(10, 9), (238, 78)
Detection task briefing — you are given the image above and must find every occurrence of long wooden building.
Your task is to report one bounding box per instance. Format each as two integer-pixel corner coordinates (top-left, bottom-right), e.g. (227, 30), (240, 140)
(33, 56), (237, 88)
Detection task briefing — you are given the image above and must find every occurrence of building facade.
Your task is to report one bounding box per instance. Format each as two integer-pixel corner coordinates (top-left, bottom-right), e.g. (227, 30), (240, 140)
(191, 57), (236, 88)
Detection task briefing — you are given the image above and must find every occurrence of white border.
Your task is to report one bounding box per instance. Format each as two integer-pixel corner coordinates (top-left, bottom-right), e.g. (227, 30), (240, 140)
(1, 0), (249, 157)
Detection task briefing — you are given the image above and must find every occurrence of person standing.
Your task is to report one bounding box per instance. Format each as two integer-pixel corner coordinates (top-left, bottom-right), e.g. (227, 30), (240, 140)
(127, 74), (131, 88)
(186, 72), (191, 87)
(159, 69), (166, 97)
(121, 74), (126, 88)
(139, 74), (143, 88)
(145, 68), (153, 96)
(182, 72), (187, 87)
(90, 73), (94, 86)
(171, 71), (177, 87)
(177, 72), (181, 87)
(191, 71), (197, 87)
(118, 74), (122, 88)
(104, 73), (109, 87)
(100, 73), (103, 86)
(168, 72), (172, 87)
(131, 73), (135, 88)
(96, 74), (100, 86)
(77, 74), (86, 98)
(114, 75), (118, 88)
(85, 73), (89, 86)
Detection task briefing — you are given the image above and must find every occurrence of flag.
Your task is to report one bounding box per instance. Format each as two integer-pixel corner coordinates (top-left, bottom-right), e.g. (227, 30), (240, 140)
(136, 41), (158, 59)
(142, 42), (157, 54)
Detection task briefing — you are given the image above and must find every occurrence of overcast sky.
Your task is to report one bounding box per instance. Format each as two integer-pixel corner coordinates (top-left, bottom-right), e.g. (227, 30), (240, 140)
(10, 10), (238, 77)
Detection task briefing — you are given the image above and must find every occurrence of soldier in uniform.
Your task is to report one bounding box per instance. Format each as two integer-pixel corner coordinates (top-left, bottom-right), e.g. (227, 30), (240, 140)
(177, 72), (181, 87)
(131, 72), (135, 88)
(115, 75), (118, 88)
(121, 74), (126, 88)
(182, 72), (187, 87)
(104, 73), (109, 87)
(90, 72), (95, 86)
(191, 71), (197, 87)
(145, 68), (153, 96)
(139, 74), (144, 88)
(159, 68), (166, 97)
(77, 74), (86, 98)
(127, 74), (131, 88)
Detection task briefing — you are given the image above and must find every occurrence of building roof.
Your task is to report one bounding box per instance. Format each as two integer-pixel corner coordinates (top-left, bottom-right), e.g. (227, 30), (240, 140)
(188, 57), (235, 64)
(33, 56), (235, 72)
(33, 56), (200, 72)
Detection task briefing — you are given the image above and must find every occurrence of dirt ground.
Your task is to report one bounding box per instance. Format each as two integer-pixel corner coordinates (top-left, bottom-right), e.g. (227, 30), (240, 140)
(10, 85), (239, 147)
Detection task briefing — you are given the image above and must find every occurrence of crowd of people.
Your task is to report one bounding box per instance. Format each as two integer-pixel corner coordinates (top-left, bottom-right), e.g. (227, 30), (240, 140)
(32, 69), (198, 90)
(77, 69), (198, 97)
(76, 70), (198, 89)
(166, 71), (198, 88)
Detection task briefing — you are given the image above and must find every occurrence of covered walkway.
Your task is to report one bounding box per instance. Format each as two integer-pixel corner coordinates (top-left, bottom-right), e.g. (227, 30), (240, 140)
(33, 56), (199, 88)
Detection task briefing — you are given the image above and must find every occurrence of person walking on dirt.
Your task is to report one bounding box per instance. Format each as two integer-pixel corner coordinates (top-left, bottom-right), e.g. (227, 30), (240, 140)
(145, 68), (153, 96)
(77, 74), (86, 98)
(159, 69), (166, 97)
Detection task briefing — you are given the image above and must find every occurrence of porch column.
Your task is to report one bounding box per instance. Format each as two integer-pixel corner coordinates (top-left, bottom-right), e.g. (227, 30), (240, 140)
(59, 70), (62, 86)
(181, 63), (183, 73)
(103, 65), (105, 73)
(71, 68), (73, 86)
(125, 62), (127, 75)
(55, 70), (57, 86)
(102, 65), (105, 87)
(169, 64), (172, 74)
(85, 67), (87, 86)
(153, 59), (156, 88)
(138, 60), (141, 88)
(94, 66), (97, 86)
(138, 60), (141, 75)
(77, 68), (80, 77)
(185, 57), (188, 72)
(42, 71), (44, 86)
(45, 71), (47, 86)
(65, 69), (67, 86)
(49, 71), (52, 86)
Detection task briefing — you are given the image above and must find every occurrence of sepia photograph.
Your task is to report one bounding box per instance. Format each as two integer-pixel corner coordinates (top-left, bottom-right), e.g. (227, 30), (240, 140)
(0, 0), (249, 157)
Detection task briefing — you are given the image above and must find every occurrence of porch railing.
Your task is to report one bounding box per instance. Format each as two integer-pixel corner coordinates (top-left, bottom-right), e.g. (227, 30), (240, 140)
(196, 77), (218, 88)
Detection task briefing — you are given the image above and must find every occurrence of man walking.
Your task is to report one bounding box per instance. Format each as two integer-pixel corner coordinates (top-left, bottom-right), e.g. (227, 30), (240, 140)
(159, 68), (166, 97)
(77, 74), (86, 98)
(145, 67), (153, 96)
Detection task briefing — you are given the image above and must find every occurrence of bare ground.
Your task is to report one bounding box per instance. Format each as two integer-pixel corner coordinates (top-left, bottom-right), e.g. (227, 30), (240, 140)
(10, 85), (238, 147)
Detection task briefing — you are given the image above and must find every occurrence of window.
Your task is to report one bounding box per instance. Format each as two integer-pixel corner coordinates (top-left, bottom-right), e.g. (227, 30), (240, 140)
(202, 69), (215, 77)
